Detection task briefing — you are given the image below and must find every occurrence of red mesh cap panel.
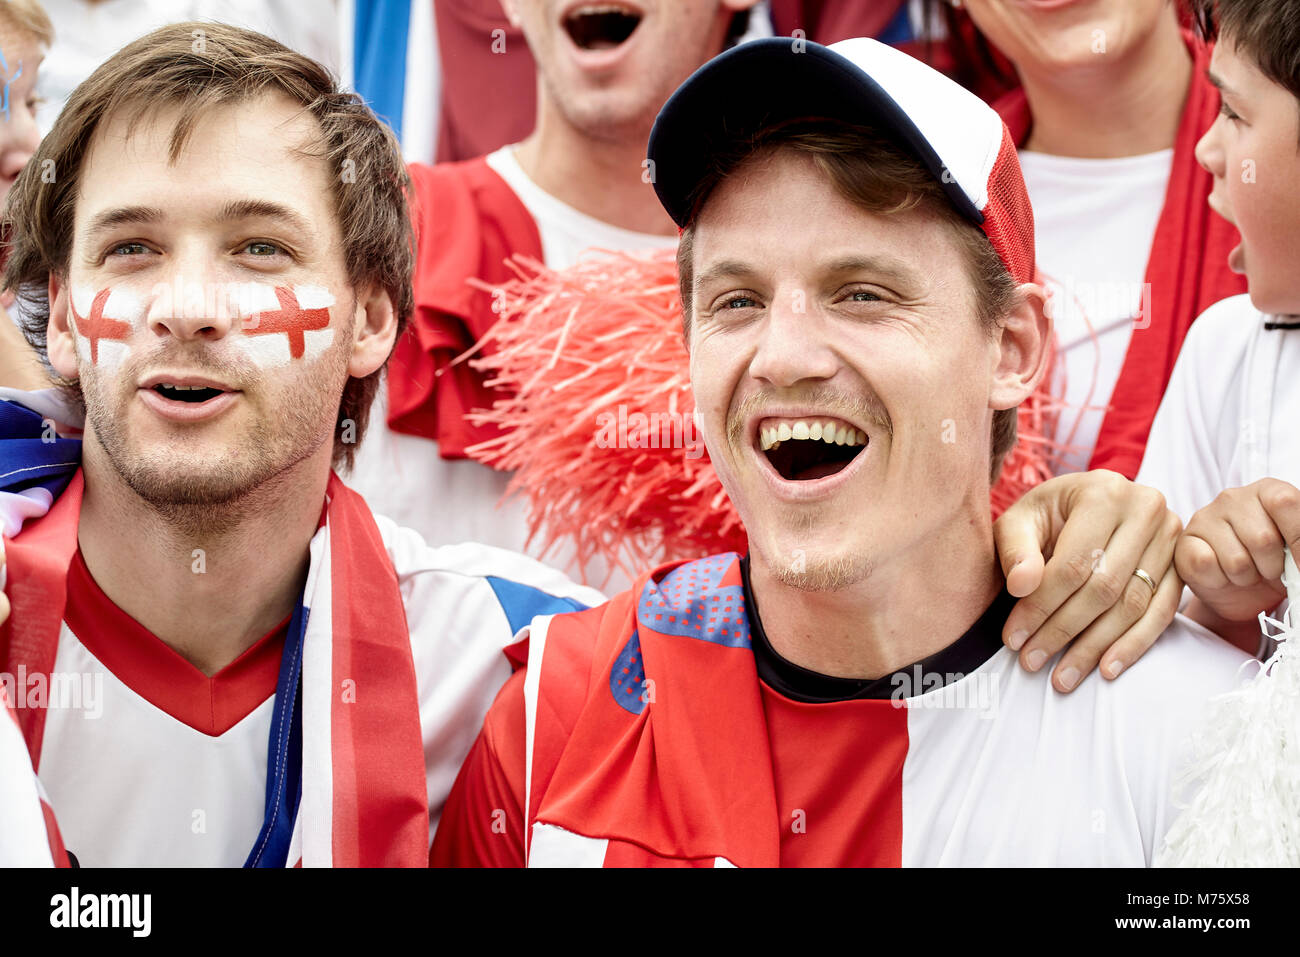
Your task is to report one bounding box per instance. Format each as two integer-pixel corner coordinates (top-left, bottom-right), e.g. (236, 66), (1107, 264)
(979, 125), (1036, 285)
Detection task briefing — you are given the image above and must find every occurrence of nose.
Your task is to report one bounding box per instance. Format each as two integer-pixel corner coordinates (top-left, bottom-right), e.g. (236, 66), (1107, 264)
(146, 262), (241, 344)
(747, 287), (838, 389)
(0, 106), (40, 185)
(1195, 114), (1225, 178)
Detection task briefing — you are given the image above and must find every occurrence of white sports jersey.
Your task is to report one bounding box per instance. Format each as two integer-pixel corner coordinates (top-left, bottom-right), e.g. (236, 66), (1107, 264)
(436, 552), (1252, 867)
(34, 513), (605, 867)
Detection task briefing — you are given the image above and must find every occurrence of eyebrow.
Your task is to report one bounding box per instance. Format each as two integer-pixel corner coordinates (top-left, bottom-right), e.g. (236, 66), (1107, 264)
(84, 205), (164, 241)
(693, 254), (921, 294)
(693, 259), (756, 293)
(1206, 69), (1236, 96)
(216, 199), (314, 235)
(822, 255), (919, 287)
(83, 198), (314, 243)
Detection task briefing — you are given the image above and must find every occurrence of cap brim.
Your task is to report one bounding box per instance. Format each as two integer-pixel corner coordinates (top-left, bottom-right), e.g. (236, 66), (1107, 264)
(647, 37), (983, 229)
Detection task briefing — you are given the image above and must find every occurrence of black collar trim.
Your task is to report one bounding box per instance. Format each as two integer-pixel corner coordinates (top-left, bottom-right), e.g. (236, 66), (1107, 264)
(740, 555), (1015, 704)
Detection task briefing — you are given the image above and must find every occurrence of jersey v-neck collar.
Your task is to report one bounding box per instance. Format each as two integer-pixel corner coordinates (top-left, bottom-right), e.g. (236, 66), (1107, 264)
(64, 549), (289, 736)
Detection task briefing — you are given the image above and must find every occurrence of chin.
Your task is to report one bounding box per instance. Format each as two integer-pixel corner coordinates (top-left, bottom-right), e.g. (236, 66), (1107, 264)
(750, 522), (875, 593)
(1246, 276), (1300, 318)
(559, 85), (660, 137)
(113, 448), (276, 508)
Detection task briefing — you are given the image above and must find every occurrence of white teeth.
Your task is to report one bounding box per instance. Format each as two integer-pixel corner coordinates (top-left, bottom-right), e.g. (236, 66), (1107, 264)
(573, 3), (635, 15)
(758, 418), (869, 450)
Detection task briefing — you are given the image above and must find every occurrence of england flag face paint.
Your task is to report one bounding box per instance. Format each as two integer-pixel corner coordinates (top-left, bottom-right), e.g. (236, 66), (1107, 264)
(234, 283), (337, 367)
(69, 284), (147, 372)
(68, 279), (339, 373)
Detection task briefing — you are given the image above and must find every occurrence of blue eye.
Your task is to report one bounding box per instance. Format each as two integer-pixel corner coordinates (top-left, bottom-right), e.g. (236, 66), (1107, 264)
(723, 295), (757, 309)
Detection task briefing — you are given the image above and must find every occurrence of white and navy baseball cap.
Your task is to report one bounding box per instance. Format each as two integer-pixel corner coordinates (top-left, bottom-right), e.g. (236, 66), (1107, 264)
(647, 36), (1035, 285)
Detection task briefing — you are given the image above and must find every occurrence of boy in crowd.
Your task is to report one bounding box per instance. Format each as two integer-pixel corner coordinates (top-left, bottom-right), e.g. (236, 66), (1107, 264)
(1137, 0), (1300, 654)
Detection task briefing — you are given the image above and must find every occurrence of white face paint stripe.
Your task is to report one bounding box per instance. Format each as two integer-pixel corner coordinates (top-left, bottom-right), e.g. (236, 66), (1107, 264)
(67, 281), (339, 370)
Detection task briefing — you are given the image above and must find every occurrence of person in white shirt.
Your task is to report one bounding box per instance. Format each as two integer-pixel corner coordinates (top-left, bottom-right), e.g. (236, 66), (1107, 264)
(1137, 0), (1300, 656)
(957, 0), (1245, 478)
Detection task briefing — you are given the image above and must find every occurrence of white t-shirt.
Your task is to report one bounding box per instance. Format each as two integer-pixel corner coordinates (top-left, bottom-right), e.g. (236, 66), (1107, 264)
(347, 147), (676, 590)
(1137, 294), (1300, 656)
(1018, 149), (1173, 473)
(1137, 294), (1300, 519)
(483, 146), (679, 271)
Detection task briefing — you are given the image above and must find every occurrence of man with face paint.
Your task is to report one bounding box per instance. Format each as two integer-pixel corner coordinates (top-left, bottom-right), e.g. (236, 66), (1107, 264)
(431, 38), (1252, 868)
(0, 22), (603, 867)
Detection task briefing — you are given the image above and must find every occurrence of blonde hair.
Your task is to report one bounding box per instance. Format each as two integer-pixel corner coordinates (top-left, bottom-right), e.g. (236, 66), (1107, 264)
(0, 0), (54, 48)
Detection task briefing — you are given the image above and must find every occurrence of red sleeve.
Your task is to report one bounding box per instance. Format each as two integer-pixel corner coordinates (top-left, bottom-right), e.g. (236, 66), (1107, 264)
(430, 668), (529, 867)
(386, 159), (544, 458)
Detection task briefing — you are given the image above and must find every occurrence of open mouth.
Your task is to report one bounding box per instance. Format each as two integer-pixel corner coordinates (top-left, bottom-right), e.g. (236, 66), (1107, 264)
(562, 3), (642, 50)
(153, 383), (227, 404)
(759, 419), (867, 482)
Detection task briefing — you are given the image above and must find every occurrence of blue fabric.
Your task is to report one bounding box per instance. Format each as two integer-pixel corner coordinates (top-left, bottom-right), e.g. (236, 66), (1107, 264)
(636, 553), (751, 649)
(245, 603), (308, 868)
(487, 576), (590, 637)
(352, 0), (412, 140)
(876, 3), (916, 46)
(609, 628), (647, 715)
(0, 399), (82, 498)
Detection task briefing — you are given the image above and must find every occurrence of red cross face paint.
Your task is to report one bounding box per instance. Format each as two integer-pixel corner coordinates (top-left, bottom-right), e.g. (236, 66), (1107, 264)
(70, 281), (338, 372)
(69, 284), (146, 371)
(235, 284), (336, 367)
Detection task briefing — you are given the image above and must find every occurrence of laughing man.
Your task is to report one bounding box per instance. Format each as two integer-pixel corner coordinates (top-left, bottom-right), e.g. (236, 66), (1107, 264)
(431, 37), (1250, 867)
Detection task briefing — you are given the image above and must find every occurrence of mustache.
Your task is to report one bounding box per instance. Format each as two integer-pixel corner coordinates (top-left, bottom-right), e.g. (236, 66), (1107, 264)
(726, 385), (893, 447)
(95, 342), (258, 390)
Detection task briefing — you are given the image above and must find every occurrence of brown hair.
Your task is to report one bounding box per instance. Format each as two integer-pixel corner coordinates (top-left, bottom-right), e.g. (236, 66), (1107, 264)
(1193, 0), (1300, 118)
(2, 21), (413, 470)
(676, 119), (1023, 483)
(0, 0), (54, 48)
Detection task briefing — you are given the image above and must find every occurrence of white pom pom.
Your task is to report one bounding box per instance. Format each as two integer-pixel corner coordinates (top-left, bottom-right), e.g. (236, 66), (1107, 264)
(1156, 549), (1300, 866)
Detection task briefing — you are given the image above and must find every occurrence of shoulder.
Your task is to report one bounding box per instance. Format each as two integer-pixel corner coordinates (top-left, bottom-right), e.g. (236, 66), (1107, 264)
(406, 155), (525, 226)
(1178, 294), (1264, 371)
(370, 511), (607, 636)
(1100, 614), (1252, 728)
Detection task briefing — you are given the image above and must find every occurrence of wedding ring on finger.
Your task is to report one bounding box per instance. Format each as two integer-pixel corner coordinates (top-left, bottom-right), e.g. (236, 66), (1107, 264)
(1132, 568), (1157, 597)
